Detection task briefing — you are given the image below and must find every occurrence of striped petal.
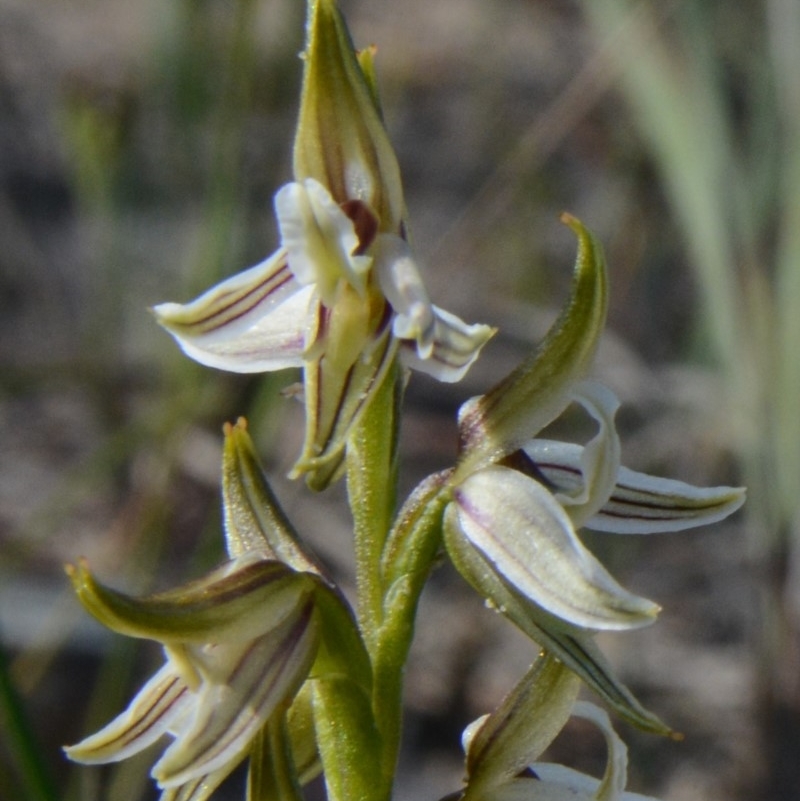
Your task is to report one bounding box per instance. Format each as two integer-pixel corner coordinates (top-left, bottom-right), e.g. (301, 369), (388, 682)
(153, 250), (310, 373)
(154, 597), (319, 787)
(450, 466), (659, 631)
(373, 233), (436, 356)
(400, 305), (495, 383)
(65, 663), (190, 765)
(444, 505), (670, 735)
(524, 440), (746, 534)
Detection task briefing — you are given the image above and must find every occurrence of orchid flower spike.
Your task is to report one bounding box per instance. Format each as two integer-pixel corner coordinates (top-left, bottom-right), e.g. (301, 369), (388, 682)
(153, 0), (493, 490)
(444, 215), (745, 732)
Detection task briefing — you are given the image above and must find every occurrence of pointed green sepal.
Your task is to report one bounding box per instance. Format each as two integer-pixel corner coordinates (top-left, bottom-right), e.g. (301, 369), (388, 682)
(457, 214), (608, 478)
(355, 45), (384, 119)
(464, 655), (580, 797)
(294, 0), (404, 232)
(66, 558), (313, 644)
(223, 417), (319, 571)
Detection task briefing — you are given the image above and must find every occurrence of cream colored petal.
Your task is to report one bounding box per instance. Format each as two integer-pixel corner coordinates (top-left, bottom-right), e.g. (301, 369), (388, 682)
(401, 305), (495, 382)
(65, 663), (190, 764)
(373, 233), (436, 355)
(275, 179), (372, 304)
(153, 599), (318, 787)
(526, 440), (746, 534)
(480, 702), (662, 800)
(555, 381), (621, 528)
(452, 466), (659, 631)
(528, 703), (662, 801)
(153, 250), (311, 373)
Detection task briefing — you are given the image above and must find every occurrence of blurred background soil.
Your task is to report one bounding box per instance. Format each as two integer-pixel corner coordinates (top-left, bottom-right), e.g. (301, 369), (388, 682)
(0, 1), (795, 799)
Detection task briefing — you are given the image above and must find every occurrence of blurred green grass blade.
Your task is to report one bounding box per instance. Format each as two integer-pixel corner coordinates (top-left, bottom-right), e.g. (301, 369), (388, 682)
(582, 0), (743, 373)
(0, 636), (58, 801)
(768, 0), (800, 514)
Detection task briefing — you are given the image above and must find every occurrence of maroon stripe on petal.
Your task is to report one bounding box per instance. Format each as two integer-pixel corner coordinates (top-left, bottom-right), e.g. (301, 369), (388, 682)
(194, 263), (295, 332)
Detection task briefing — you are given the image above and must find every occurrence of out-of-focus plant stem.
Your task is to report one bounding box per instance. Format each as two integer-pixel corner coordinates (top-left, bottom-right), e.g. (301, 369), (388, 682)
(0, 636), (58, 801)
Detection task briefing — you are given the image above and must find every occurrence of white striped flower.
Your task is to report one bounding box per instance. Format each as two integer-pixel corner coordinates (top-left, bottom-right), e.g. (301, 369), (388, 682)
(444, 215), (744, 733)
(64, 556), (320, 801)
(448, 379), (745, 635)
(64, 420), (331, 800)
(154, 0), (493, 490)
(64, 418), (375, 800)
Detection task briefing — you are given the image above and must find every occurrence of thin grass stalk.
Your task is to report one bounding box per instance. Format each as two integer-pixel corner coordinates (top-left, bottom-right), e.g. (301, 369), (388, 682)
(0, 636), (58, 801)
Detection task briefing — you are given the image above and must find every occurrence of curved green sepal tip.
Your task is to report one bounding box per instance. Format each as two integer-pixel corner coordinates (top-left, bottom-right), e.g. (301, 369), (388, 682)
(66, 558), (312, 644)
(457, 214), (608, 477)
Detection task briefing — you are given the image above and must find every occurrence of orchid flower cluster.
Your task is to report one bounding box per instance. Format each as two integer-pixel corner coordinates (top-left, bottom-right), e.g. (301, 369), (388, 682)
(64, 2), (745, 800)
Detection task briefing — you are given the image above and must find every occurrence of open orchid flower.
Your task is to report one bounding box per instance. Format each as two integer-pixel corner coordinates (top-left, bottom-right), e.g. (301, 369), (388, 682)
(447, 380), (745, 634)
(64, 556), (320, 801)
(452, 655), (661, 801)
(444, 215), (745, 733)
(64, 420), (372, 801)
(153, 0), (493, 490)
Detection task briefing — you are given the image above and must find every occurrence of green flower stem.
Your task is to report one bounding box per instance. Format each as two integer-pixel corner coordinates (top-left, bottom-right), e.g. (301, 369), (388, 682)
(346, 359), (402, 646)
(346, 360), (452, 794)
(311, 677), (385, 801)
(371, 475), (452, 788)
